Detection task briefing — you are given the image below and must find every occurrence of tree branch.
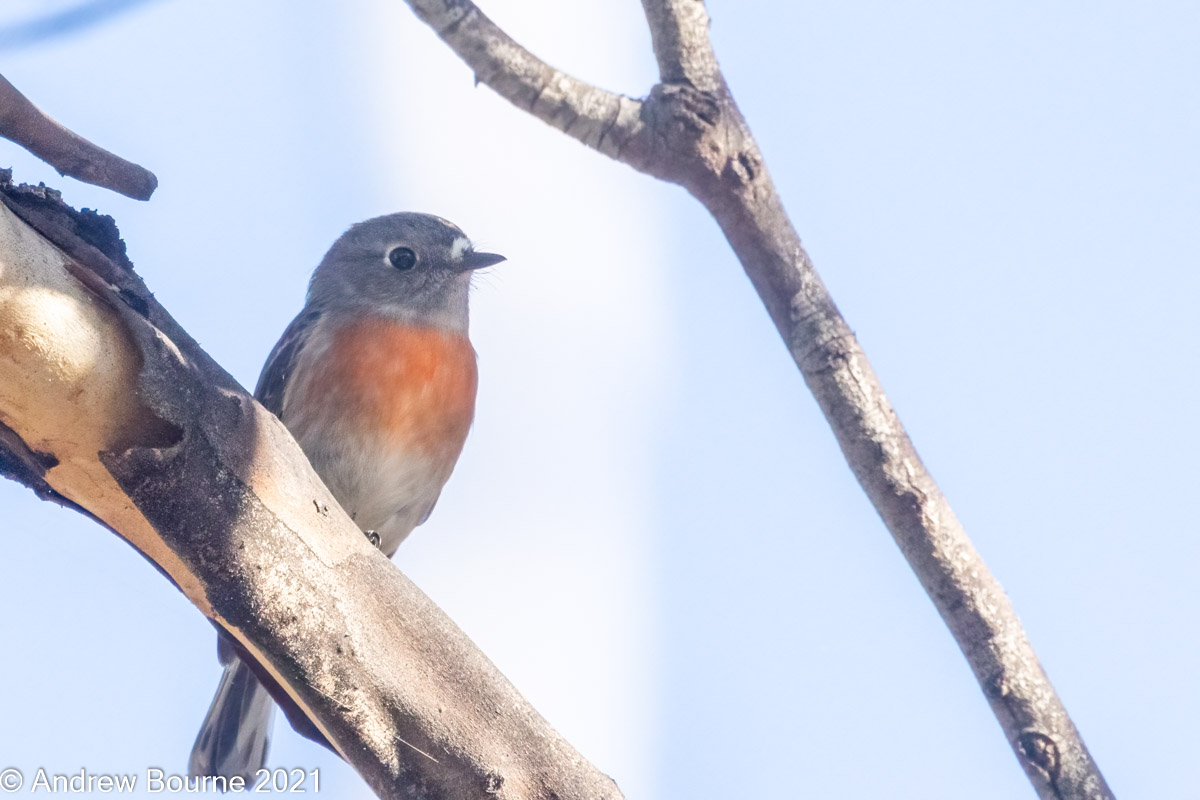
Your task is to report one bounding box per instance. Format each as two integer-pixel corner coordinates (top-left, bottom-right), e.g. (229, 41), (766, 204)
(0, 72), (157, 200)
(399, 2), (1115, 798)
(402, 2), (644, 160)
(0, 177), (619, 800)
(639, 0), (719, 89)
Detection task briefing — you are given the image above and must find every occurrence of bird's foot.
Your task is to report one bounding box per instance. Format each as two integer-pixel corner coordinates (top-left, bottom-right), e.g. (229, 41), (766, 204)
(364, 529), (381, 549)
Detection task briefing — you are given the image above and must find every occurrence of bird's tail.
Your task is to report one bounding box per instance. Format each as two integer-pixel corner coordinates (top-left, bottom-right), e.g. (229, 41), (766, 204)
(189, 656), (276, 783)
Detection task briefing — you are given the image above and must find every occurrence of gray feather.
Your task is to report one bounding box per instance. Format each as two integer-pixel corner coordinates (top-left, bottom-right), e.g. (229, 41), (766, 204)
(188, 657), (276, 783)
(255, 307), (320, 417)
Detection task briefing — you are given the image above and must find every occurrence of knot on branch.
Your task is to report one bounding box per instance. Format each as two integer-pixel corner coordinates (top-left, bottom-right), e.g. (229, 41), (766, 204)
(483, 772), (504, 794)
(634, 81), (722, 181)
(1017, 731), (1062, 787)
(984, 669), (1011, 700)
(636, 81), (763, 201)
(647, 81), (720, 138)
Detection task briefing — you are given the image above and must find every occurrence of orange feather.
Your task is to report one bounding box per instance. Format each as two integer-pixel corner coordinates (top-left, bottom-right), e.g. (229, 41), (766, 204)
(318, 317), (478, 461)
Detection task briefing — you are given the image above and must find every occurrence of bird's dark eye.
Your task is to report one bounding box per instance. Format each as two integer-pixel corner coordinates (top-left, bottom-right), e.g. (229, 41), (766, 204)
(388, 247), (417, 271)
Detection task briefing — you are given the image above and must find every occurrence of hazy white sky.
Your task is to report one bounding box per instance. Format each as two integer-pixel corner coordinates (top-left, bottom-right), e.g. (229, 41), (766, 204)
(0, 1), (1197, 798)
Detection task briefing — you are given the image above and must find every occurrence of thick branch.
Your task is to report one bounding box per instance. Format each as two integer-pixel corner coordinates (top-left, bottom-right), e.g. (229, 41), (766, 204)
(0, 178), (618, 800)
(0, 73), (157, 200)
(398, 2), (1115, 798)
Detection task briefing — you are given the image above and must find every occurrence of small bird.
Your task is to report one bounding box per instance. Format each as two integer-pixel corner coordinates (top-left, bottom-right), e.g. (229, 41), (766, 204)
(188, 212), (503, 782)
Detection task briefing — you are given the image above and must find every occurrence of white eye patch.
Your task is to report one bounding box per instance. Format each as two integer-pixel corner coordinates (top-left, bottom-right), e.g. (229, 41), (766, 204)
(450, 236), (472, 261)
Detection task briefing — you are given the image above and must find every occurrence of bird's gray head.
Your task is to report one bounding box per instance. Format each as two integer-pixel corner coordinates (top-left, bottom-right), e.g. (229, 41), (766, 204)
(306, 212), (504, 331)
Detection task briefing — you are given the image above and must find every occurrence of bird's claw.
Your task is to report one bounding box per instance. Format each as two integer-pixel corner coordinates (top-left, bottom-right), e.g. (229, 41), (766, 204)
(364, 529), (381, 549)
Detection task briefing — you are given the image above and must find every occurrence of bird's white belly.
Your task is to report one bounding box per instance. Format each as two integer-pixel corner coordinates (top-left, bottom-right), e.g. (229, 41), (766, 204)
(289, 408), (451, 556)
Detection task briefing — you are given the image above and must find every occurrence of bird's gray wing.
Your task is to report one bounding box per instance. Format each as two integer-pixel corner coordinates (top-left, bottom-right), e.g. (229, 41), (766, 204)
(254, 308), (321, 418)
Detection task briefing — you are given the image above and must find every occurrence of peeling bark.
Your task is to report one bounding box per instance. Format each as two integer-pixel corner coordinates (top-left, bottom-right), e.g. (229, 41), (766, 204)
(0, 176), (620, 800)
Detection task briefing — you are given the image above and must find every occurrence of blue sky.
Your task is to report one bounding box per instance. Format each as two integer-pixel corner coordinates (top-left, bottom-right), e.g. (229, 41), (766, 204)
(0, 1), (1197, 798)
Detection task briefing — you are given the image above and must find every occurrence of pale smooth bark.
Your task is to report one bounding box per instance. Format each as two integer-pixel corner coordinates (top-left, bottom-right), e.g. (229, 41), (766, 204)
(0, 178), (620, 800)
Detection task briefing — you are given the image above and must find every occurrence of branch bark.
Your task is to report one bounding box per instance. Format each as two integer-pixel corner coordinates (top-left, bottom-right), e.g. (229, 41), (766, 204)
(401, 2), (1115, 797)
(0, 176), (619, 800)
(0, 73), (157, 200)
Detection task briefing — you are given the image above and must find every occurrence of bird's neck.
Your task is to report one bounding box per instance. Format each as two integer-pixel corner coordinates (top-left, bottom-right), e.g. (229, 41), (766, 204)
(319, 277), (470, 335)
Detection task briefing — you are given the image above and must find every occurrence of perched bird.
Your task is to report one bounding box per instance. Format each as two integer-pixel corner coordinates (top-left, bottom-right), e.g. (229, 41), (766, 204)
(188, 212), (504, 782)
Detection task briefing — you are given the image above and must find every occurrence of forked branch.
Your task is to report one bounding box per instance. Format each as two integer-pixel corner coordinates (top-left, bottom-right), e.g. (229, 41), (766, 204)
(401, 1), (1115, 797)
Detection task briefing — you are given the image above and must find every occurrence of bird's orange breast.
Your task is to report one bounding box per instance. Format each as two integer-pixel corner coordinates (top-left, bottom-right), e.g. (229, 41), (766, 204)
(312, 317), (478, 460)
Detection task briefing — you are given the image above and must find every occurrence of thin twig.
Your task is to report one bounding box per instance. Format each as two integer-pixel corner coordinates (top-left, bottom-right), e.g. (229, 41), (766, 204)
(400, 1), (1115, 798)
(402, 2), (644, 160)
(0, 72), (156, 200)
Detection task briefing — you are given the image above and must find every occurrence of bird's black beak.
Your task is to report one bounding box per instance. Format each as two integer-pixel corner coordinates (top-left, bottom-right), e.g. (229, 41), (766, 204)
(460, 250), (506, 271)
